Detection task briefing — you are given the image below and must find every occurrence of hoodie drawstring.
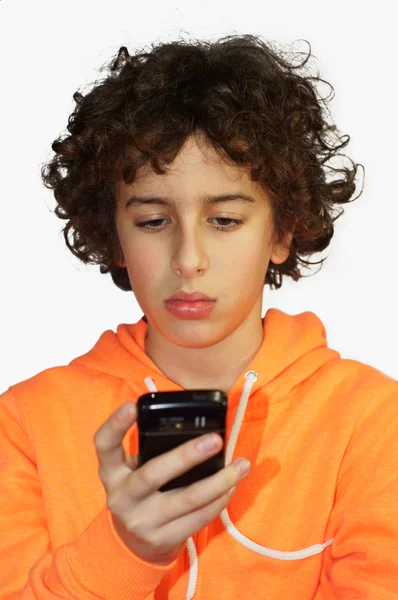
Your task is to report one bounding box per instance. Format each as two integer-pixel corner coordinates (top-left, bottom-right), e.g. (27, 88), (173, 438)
(143, 371), (334, 600)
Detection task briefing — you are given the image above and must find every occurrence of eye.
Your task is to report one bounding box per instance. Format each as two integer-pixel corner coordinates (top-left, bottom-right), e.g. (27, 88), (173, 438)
(135, 216), (244, 233)
(210, 217), (244, 231)
(135, 218), (170, 232)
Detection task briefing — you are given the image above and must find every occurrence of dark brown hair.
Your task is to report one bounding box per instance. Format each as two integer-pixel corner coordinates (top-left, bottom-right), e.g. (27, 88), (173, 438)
(41, 34), (362, 291)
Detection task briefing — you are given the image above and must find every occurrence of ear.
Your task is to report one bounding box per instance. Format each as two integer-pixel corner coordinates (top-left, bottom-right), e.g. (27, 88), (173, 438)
(270, 231), (293, 265)
(114, 244), (127, 268)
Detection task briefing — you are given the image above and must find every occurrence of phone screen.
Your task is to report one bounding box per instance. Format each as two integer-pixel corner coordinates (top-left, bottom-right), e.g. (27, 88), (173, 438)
(137, 390), (227, 491)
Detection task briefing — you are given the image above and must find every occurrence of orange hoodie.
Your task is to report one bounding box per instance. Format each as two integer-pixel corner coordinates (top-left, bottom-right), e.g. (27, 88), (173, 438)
(1, 308), (398, 599)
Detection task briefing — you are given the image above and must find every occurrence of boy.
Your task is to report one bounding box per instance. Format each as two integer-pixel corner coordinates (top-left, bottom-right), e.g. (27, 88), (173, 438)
(1, 34), (397, 599)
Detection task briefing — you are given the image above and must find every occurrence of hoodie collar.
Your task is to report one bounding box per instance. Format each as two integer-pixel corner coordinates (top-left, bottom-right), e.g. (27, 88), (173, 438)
(70, 308), (339, 410)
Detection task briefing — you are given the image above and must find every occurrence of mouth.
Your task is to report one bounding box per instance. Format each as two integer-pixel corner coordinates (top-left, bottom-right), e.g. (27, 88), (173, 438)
(164, 292), (216, 320)
(165, 290), (215, 302)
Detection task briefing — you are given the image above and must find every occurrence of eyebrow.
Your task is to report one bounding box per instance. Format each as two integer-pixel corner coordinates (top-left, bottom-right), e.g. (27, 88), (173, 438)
(125, 192), (256, 209)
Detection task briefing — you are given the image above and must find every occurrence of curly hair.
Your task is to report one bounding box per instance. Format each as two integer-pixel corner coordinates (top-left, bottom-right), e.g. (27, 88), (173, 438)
(41, 33), (362, 292)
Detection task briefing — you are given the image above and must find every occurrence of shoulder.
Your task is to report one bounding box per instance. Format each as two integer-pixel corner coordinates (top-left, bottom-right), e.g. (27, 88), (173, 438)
(6, 364), (89, 396)
(330, 356), (397, 420)
(2, 362), (120, 423)
(325, 358), (398, 463)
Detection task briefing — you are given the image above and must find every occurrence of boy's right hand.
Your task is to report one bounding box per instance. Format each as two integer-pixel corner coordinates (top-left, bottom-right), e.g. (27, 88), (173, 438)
(94, 401), (251, 566)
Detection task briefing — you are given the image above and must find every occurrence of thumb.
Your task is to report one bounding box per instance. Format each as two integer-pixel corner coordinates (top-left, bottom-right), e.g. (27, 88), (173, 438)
(94, 402), (137, 472)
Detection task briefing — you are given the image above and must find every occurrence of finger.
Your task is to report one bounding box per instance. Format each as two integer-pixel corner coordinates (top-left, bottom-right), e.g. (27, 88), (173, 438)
(158, 486), (236, 547)
(158, 458), (249, 524)
(131, 432), (223, 499)
(94, 402), (137, 475)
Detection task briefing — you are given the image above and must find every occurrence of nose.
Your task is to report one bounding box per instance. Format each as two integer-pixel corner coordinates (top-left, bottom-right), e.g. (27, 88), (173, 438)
(170, 223), (210, 278)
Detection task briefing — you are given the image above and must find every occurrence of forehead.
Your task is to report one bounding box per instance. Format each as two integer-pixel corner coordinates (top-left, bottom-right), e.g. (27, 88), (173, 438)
(118, 136), (265, 204)
(141, 137), (245, 182)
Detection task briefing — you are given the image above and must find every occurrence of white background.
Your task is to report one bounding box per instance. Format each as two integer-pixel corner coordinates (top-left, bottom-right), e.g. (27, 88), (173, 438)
(0, 0), (396, 393)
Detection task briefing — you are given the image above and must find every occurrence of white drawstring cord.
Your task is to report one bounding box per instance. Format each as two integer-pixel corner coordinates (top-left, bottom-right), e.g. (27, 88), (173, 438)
(186, 537), (199, 600)
(143, 373), (334, 600)
(186, 371), (257, 599)
(219, 371), (334, 561)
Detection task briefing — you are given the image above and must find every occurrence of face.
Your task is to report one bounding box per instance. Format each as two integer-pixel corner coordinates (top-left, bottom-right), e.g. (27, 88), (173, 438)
(115, 135), (291, 349)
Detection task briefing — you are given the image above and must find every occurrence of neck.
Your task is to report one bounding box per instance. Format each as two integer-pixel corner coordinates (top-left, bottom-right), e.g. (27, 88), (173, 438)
(145, 310), (264, 393)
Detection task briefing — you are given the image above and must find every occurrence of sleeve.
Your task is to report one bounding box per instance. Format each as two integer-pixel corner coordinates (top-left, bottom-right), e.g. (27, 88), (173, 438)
(315, 412), (398, 599)
(0, 390), (176, 600)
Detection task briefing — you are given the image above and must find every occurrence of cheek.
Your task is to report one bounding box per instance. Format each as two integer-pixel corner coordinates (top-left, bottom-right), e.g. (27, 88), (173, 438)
(124, 242), (167, 289)
(225, 236), (271, 290)
(220, 245), (267, 290)
(120, 231), (155, 265)
(225, 232), (269, 269)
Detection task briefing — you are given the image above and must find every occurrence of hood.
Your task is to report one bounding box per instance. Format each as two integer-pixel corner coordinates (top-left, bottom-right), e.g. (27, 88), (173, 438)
(70, 307), (340, 599)
(70, 307), (339, 414)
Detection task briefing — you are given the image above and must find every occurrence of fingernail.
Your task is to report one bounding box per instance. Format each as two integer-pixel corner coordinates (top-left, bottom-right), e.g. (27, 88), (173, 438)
(196, 433), (219, 453)
(234, 458), (251, 477)
(117, 403), (134, 420)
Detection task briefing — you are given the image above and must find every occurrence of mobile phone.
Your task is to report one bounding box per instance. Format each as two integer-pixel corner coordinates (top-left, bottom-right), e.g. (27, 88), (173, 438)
(137, 390), (227, 491)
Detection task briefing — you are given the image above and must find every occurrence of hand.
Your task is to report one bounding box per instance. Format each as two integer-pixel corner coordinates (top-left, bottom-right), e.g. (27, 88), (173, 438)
(94, 401), (251, 566)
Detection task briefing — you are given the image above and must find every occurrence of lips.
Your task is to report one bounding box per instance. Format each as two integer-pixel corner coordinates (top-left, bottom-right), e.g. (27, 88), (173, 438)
(165, 291), (214, 302)
(164, 292), (216, 319)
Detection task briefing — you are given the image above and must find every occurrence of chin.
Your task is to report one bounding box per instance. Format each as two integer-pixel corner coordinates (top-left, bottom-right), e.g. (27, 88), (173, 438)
(166, 321), (225, 349)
